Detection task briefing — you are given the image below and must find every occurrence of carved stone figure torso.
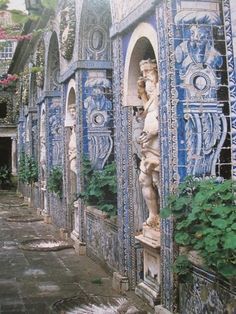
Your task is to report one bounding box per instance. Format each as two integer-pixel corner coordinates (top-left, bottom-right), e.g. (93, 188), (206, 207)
(136, 59), (160, 228)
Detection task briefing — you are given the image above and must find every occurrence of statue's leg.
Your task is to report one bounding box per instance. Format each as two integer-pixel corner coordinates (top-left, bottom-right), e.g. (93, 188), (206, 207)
(139, 170), (159, 226)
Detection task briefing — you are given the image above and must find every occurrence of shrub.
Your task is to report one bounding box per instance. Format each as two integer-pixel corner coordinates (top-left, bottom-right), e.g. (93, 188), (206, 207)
(161, 176), (236, 279)
(0, 165), (11, 188)
(48, 166), (63, 198)
(79, 158), (117, 216)
(18, 153), (38, 184)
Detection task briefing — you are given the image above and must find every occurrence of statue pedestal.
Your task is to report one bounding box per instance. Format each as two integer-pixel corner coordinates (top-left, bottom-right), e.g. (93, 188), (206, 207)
(71, 230), (86, 256)
(112, 272), (129, 293)
(135, 225), (161, 307)
(70, 202), (86, 255)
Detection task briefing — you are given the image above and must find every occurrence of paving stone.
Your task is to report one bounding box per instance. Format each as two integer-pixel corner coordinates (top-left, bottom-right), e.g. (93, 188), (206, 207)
(0, 191), (153, 313)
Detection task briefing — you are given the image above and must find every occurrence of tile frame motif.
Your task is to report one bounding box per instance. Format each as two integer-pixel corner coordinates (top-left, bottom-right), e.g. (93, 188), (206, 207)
(112, 35), (131, 280)
(156, 0), (178, 311)
(224, 0), (236, 179)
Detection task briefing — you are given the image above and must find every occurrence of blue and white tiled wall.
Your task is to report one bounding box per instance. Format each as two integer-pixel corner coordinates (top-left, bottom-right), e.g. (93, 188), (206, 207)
(174, 0), (232, 181)
(228, 0), (236, 178)
(230, 0), (236, 74)
(48, 97), (62, 168)
(81, 70), (114, 170)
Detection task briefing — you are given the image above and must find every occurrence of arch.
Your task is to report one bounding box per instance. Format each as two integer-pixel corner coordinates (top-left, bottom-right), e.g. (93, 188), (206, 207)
(123, 23), (158, 107)
(65, 79), (76, 127)
(46, 32), (60, 91)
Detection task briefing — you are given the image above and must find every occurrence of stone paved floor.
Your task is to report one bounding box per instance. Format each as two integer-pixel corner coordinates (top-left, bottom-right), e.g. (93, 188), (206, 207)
(0, 190), (153, 314)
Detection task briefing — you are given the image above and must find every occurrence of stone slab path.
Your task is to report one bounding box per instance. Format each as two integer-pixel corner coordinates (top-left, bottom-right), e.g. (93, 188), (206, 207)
(0, 191), (153, 314)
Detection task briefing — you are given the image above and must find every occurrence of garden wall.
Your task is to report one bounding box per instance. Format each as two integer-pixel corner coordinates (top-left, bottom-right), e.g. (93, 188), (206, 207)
(179, 266), (236, 313)
(85, 206), (119, 273)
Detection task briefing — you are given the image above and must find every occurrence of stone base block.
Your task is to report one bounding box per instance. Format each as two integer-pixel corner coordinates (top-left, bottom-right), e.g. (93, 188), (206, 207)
(71, 230), (79, 241)
(60, 228), (69, 240)
(135, 282), (160, 308)
(155, 305), (172, 314)
(143, 225), (161, 242)
(24, 196), (29, 203)
(135, 225), (161, 308)
(16, 192), (23, 198)
(112, 272), (129, 293)
(43, 214), (52, 224)
(73, 239), (86, 256)
(37, 208), (42, 216)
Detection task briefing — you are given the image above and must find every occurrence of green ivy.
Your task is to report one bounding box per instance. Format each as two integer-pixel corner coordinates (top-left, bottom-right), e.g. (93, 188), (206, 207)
(161, 176), (236, 280)
(0, 165), (11, 188)
(40, 0), (58, 11)
(79, 158), (117, 216)
(18, 152), (38, 184)
(48, 166), (63, 198)
(0, 0), (9, 10)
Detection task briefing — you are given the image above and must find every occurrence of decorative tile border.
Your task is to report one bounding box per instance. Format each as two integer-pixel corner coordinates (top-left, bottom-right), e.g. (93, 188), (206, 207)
(224, 0), (236, 179)
(156, 0), (178, 310)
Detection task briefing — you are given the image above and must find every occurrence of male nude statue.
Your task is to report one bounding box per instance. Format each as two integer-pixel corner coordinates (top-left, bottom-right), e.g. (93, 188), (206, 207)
(68, 103), (77, 174)
(137, 59), (160, 228)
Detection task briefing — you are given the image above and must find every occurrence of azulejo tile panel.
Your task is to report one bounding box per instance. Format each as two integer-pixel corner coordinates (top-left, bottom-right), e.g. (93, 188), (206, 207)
(174, 1), (230, 179)
(226, 0), (236, 179)
(179, 266), (236, 314)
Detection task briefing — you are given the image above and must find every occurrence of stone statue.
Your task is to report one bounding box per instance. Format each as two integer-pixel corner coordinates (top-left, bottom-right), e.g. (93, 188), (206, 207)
(40, 108), (46, 188)
(68, 103), (77, 174)
(136, 59), (160, 228)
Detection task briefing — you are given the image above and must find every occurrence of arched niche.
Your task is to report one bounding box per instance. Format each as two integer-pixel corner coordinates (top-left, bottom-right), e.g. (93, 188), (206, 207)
(123, 23), (159, 232)
(46, 32), (60, 91)
(64, 79), (77, 231)
(65, 79), (76, 127)
(123, 23), (158, 107)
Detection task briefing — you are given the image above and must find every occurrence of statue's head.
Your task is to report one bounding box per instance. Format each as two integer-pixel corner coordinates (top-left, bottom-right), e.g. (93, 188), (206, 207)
(139, 59), (157, 72)
(68, 103), (76, 121)
(139, 59), (158, 97)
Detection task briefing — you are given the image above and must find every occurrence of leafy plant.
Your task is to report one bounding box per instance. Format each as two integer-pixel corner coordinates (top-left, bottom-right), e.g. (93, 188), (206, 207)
(18, 152), (38, 184)
(48, 166), (63, 198)
(41, 0), (58, 11)
(0, 165), (11, 188)
(161, 176), (236, 279)
(0, 0), (9, 10)
(91, 277), (102, 285)
(79, 158), (117, 216)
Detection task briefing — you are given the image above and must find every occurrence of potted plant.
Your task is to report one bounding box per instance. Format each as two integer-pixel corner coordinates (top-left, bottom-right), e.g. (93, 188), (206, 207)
(161, 176), (236, 280)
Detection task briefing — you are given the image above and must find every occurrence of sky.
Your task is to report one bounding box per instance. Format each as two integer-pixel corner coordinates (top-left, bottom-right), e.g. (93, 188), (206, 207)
(7, 0), (26, 11)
